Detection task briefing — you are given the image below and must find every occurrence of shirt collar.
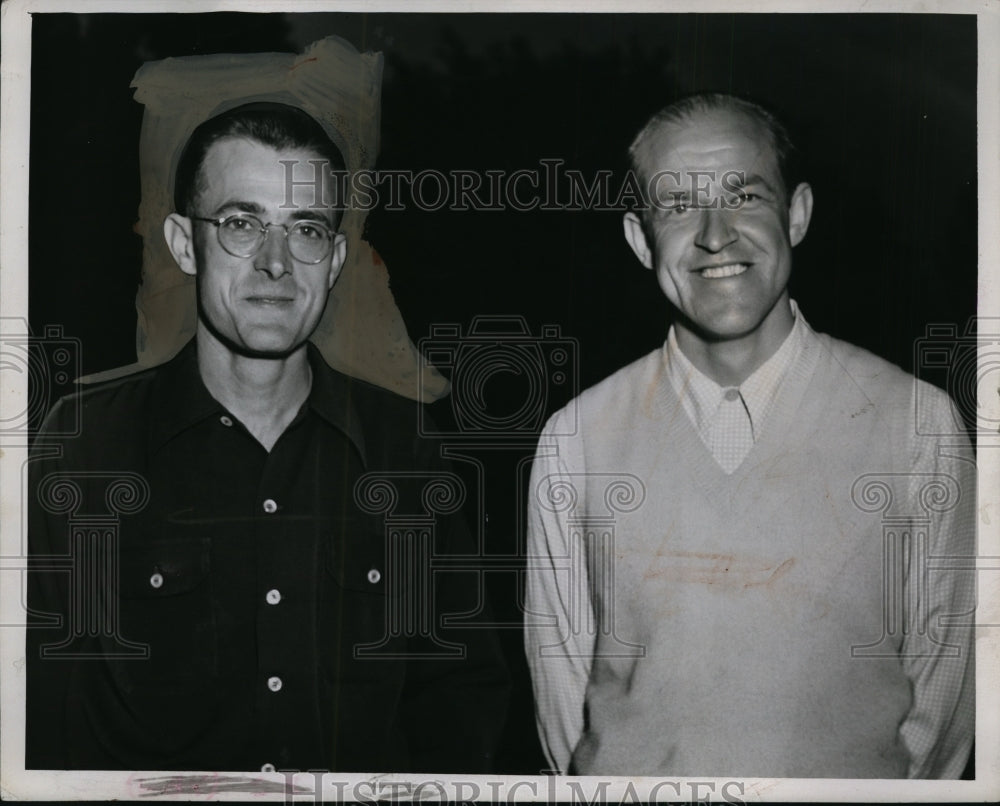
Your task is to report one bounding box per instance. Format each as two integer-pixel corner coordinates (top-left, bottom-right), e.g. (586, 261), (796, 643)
(303, 342), (368, 465)
(664, 300), (807, 437)
(148, 340), (224, 451)
(739, 303), (805, 429)
(664, 327), (719, 438)
(149, 339), (367, 464)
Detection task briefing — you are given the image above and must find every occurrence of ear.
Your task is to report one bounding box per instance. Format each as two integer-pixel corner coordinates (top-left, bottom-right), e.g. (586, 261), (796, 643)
(164, 213), (197, 276)
(326, 232), (348, 290)
(623, 212), (654, 269)
(787, 182), (814, 247)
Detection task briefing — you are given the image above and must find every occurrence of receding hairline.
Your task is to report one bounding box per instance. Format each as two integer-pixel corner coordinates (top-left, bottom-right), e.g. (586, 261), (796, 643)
(173, 101), (346, 218)
(629, 104), (777, 183)
(627, 93), (800, 206)
(191, 134), (335, 188)
(188, 134), (341, 220)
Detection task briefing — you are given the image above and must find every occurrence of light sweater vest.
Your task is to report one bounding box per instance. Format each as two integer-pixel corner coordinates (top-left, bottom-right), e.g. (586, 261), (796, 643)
(567, 328), (928, 777)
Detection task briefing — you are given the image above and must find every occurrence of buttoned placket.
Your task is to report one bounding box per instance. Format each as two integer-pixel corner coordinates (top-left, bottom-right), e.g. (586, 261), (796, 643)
(218, 414), (289, 772)
(201, 371), (367, 770)
(664, 305), (806, 477)
(256, 462), (289, 767)
(709, 387), (755, 473)
(261, 488), (283, 707)
(251, 411), (330, 771)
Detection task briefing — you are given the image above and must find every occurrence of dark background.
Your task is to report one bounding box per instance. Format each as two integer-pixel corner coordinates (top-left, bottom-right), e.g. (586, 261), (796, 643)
(28, 12), (978, 775)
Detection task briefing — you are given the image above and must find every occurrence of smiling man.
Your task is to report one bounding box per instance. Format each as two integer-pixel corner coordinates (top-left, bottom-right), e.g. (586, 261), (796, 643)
(525, 93), (975, 778)
(26, 103), (508, 772)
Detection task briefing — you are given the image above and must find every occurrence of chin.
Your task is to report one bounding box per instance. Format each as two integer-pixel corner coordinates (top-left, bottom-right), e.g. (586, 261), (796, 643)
(224, 328), (305, 359)
(238, 341), (303, 359)
(688, 312), (763, 343)
(200, 308), (309, 359)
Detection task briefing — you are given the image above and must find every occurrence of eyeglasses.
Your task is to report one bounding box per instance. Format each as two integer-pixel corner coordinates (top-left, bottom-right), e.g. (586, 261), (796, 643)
(191, 213), (336, 264)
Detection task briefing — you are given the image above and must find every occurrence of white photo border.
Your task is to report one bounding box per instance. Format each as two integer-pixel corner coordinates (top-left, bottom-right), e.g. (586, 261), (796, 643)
(2, 0), (997, 801)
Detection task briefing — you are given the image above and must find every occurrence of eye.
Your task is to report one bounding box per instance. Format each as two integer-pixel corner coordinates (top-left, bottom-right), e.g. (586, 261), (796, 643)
(663, 200), (690, 216)
(721, 189), (762, 210)
(295, 223), (327, 240)
(655, 191), (692, 216)
(222, 215), (258, 232)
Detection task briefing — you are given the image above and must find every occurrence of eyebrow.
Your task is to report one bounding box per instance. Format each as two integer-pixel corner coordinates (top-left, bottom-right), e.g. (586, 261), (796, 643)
(726, 173), (778, 193)
(209, 200), (264, 217)
(287, 209), (334, 225)
(209, 200), (334, 226)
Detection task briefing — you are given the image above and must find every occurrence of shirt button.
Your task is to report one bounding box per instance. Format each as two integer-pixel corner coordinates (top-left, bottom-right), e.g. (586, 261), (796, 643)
(267, 676), (283, 692)
(220, 415), (233, 427)
(149, 572), (164, 589)
(265, 589), (282, 605)
(367, 568), (381, 584)
(724, 387), (741, 402)
(261, 763), (276, 773)
(262, 499), (278, 514)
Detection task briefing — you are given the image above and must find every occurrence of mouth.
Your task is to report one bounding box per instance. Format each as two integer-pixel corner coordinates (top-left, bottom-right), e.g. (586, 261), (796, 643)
(696, 262), (749, 279)
(246, 296), (294, 305)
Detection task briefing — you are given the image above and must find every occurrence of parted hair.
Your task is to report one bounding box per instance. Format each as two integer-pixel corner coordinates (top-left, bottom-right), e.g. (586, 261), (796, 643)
(173, 101), (346, 217)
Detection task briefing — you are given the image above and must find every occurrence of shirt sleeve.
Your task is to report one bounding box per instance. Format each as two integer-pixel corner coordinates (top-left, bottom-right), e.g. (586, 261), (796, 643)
(523, 409), (594, 774)
(396, 436), (511, 774)
(25, 401), (77, 769)
(899, 388), (976, 779)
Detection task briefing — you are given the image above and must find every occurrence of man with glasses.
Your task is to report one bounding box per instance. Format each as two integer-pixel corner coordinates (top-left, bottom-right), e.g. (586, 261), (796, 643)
(27, 103), (509, 772)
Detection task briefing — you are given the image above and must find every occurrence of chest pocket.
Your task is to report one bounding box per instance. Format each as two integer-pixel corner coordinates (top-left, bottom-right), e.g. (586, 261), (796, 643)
(325, 511), (389, 591)
(112, 538), (216, 687)
(324, 517), (401, 654)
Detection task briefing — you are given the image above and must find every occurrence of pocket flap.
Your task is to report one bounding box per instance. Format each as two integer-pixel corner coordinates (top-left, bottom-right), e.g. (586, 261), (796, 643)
(326, 521), (388, 595)
(118, 539), (211, 599)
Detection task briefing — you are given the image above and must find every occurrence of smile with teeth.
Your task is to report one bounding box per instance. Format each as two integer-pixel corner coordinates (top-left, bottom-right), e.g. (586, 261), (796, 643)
(699, 263), (748, 279)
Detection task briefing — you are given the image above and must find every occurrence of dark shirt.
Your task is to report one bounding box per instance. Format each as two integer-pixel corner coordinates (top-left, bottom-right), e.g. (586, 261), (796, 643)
(26, 341), (509, 772)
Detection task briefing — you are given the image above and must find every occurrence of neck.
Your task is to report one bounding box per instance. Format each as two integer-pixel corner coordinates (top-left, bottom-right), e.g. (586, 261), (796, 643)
(675, 298), (794, 387)
(195, 325), (312, 451)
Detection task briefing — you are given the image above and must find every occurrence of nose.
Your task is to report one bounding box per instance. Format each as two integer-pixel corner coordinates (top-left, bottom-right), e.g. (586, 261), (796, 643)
(254, 225), (292, 279)
(693, 207), (738, 253)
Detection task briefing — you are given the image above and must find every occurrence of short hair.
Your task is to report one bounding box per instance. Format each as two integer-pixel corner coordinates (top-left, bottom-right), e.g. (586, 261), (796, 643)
(628, 92), (801, 203)
(173, 101), (346, 218)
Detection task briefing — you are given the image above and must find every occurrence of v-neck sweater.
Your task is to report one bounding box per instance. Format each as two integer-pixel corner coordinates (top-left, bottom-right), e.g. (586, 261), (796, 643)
(525, 320), (975, 778)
